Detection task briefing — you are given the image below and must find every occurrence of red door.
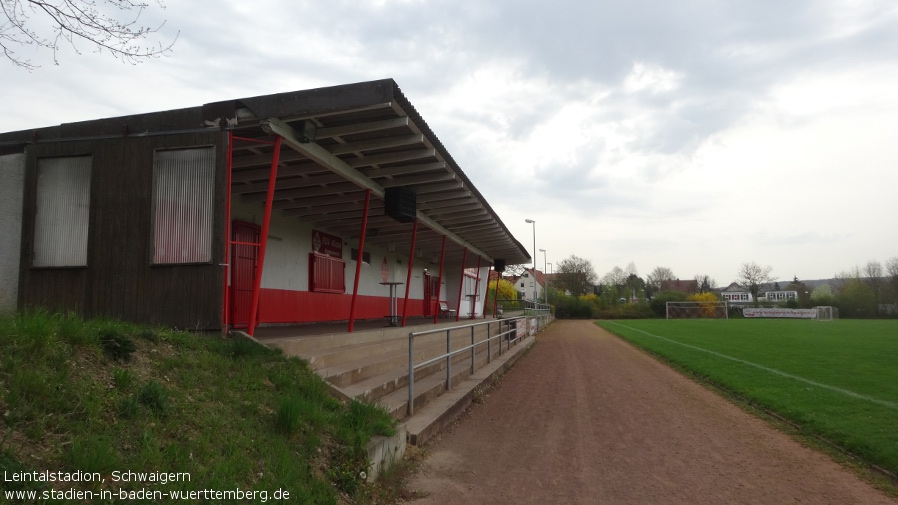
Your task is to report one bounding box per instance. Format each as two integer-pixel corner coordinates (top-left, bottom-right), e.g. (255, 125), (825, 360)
(423, 272), (433, 317)
(230, 220), (260, 328)
(423, 273), (440, 317)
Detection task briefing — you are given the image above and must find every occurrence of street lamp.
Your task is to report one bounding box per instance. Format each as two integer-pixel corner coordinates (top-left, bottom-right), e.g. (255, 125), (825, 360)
(525, 219), (536, 302)
(547, 262), (552, 304)
(539, 248), (547, 304)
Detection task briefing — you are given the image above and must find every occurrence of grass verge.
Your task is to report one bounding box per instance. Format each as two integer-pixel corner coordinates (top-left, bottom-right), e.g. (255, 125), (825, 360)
(0, 309), (396, 504)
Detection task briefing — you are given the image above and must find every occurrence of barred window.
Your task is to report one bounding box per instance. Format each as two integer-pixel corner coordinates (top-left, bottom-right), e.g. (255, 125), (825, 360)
(33, 156), (92, 267)
(152, 147), (215, 264)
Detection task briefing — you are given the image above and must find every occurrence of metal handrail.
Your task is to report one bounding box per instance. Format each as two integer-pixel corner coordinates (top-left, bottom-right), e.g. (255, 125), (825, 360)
(407, 313), (552, 416)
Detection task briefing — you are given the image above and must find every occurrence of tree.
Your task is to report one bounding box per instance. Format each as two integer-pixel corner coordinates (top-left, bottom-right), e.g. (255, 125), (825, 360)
(555, 255), (598, 297)
(786, 278), (810, 307)
(836, 278), (876, 318)
(646, 266), (675, 294)
(486, 279), (518, 313)
(810, 284), (835, 306)
(694, 274), (716, 294)
(737, 262), (775, 301)
(2, 0), (177, 70)
(601, 266), (627, 290)
(863, 260), (884, 308)
(887, 257), (898, 280)
(887, 256), (898, 305)
(687, 292), (720, 317)
(624, 273), (646, 302)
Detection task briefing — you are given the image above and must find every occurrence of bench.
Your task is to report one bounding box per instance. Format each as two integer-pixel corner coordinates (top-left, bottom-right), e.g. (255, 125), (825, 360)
(438, 301), (457, 318)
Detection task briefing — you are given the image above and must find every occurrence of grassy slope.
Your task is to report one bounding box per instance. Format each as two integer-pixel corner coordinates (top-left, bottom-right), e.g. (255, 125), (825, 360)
(0, 310), (395, 504)
(597, 319), (898, 476)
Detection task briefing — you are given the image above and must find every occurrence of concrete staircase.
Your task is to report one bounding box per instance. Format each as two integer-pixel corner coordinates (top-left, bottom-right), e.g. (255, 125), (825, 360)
(256, 317), (541, 481)
(264, 319), (528, 422)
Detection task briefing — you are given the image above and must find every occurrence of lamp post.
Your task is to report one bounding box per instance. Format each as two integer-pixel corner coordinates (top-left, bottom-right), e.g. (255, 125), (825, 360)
(525, 219), (536, 302)
(539, 248), (547, 304)
(547, 262), (552, 304)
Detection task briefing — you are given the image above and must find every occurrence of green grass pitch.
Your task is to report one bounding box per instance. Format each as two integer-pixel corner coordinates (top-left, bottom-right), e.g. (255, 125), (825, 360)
(596, 319), (898, 476)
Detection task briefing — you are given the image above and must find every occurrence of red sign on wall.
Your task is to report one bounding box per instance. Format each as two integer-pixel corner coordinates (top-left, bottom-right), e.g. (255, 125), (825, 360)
(311, 230), (343, 258)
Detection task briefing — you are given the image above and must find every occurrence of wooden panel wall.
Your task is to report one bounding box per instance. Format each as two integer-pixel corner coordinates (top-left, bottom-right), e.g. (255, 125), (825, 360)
(19, 130), (227, 329)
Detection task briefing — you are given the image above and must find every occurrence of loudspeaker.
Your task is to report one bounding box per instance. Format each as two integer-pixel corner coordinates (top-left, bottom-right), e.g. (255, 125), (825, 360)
(494, 259), (506, 273)
(384, 187), (416, 223)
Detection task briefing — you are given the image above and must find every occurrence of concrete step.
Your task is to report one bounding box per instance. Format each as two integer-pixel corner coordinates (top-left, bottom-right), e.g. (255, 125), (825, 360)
(318, 327), (498, 384)
(404, 335), (535, 445)
(300, 335), (408, 369)
(343, 340), (495, 405)
(373, 346), (496, 419)
(261, 318), (471, 355)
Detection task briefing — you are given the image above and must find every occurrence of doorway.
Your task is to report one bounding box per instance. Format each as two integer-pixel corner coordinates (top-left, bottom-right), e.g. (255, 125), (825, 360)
(423, 272), (440, 317)
(230, 220), (260, 328)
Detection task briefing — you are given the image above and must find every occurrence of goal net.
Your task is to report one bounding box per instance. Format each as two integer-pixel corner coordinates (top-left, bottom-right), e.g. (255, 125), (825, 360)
(666, 301), (729, 319)
(815, 306), (839, 321)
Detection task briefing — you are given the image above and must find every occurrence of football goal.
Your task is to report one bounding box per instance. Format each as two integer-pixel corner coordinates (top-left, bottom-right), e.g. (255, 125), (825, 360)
(666, 301), (729, 319)
(815, 306), (839, 321)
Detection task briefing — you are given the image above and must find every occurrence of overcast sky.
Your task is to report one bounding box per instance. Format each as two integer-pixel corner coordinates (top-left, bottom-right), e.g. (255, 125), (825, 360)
(3, 0), (898, 286)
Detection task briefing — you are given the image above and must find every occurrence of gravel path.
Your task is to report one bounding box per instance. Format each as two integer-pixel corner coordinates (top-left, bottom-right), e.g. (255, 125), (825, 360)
(406, 320), (896, 504)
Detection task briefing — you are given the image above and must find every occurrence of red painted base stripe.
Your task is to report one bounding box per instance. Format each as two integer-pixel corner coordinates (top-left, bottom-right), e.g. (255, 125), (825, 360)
(256, 288), (428, 324)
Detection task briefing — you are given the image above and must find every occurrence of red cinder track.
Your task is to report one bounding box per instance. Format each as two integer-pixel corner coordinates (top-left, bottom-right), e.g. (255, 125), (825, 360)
(408, 320), (896, 505)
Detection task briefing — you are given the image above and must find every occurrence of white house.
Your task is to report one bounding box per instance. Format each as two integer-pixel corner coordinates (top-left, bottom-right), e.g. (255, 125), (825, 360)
(759, 291), (798, 303)
(720, 282), (753, 303)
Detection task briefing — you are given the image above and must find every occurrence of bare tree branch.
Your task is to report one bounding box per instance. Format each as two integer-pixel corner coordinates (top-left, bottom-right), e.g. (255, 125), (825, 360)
(2, 0), (177, 69)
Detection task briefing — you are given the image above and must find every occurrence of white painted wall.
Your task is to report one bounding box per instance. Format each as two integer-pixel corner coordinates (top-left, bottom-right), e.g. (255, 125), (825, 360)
(0, 154), (25, 312)
(229, 198), (469, 303)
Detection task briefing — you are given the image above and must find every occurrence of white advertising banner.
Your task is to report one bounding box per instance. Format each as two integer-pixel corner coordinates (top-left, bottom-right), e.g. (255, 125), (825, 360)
(743, 308), (817, 319)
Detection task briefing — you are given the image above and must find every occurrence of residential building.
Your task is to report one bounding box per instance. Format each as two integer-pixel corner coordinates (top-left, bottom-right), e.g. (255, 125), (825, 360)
(719, 282), (753, 303)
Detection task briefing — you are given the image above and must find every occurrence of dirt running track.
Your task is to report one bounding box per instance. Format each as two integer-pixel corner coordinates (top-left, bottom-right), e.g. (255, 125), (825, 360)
(407, 320), (896, 504)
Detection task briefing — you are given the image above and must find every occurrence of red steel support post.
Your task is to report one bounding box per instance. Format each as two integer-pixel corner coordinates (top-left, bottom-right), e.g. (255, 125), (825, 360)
(247, 136), (282, 337)
(492, 263), (501, 319)
(433, 236), (447, 324)
(348, 189), (372, 332)
(454, 247), (467, 322)
(400, 219), (419, 327)
(472, 256), (482, 319)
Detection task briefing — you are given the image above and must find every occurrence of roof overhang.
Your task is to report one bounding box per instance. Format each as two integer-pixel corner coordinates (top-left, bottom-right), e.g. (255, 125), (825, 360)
(0, 79), (531, 268)
(220, 79), (530, 267)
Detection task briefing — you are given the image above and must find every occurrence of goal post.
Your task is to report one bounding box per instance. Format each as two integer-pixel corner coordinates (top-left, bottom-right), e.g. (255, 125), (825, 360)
(666, 301), (729, 320)
(815, 306), (839, 321)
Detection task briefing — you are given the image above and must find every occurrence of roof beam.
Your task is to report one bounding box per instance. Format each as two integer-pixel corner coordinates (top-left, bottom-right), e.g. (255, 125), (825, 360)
(233, 172), (346, 194)
(378, 172), (455, 187)
(362, 161), (447, 178)
(346, 148), (436, 168)
(316, 117), (410, 138)
(260, 117), (492, 260)
(327, 134), (424, 155)
(242, 181), (359, 202)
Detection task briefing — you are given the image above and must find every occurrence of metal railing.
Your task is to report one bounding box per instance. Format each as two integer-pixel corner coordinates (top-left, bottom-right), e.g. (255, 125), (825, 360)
(406, 313), (552, 416)
(495, 298), (552, 316)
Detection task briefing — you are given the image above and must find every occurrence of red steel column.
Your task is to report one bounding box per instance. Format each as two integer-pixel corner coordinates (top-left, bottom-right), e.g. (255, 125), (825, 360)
(348, 189), (372, 332)
(471, 256), (482, 319)
(247, 136), (282, 337)
(433, 236), (447, 324)
(454, 247), (467, 322)
(492, 263), (500, 319)
(400, 219), (419, 327)
(222, 130), (234, 333)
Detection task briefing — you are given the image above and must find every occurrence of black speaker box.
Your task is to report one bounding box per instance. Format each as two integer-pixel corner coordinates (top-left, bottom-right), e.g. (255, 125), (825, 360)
(494, 259), (506, 273)
(384, 187), (416, 223)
